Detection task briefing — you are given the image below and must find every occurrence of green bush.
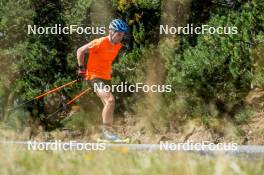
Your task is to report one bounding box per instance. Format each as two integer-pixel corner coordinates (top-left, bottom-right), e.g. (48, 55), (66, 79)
(164, 1), (264, 117)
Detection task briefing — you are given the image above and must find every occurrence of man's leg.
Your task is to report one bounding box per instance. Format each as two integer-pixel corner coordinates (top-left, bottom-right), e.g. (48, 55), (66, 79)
(89, 78), (115, 124)
(96, 90), (115, 125)
(96, 90), (122, 140)
(90, 78), (120, 141)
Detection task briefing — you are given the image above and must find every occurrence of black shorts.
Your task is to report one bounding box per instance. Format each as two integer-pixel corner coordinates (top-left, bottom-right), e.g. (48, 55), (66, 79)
(86, 78), (111, 92)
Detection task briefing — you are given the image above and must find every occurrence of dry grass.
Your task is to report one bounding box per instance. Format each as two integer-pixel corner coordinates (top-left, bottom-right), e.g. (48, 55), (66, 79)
(0, 144), (263, 175)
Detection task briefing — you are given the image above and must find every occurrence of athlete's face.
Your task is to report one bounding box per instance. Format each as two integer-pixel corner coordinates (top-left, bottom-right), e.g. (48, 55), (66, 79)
(109, 30), (125, 44)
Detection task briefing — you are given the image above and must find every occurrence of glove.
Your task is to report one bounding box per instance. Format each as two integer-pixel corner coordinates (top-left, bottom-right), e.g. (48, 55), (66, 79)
(77, 65), (86, 81)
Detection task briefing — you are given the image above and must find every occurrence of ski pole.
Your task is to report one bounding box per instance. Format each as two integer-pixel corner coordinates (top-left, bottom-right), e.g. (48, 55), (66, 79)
(8, 80), (78, 111)
(35, 80), (77, 100)
(46, 87), (91, 119)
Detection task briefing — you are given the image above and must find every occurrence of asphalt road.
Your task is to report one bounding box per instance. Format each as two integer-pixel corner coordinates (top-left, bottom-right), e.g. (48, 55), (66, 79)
(1, 140), (264, 158)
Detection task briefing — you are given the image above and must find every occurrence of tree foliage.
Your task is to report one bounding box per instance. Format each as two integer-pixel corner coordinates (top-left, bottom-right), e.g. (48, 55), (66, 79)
(1, 0), (263, 127)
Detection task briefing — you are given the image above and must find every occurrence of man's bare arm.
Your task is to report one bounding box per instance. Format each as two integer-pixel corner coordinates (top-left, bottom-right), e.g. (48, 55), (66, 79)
(76, 43), (92, 66)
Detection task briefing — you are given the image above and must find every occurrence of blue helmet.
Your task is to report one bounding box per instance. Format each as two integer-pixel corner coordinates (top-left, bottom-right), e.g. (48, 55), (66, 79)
(109, 19), (128, 33)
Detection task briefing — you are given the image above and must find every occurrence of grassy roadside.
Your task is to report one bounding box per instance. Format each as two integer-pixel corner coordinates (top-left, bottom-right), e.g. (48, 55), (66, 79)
(0, 145), (263, 175)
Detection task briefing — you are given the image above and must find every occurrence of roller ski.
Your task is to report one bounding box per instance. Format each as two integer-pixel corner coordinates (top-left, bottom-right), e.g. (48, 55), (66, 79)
(97, 128), (130, 144)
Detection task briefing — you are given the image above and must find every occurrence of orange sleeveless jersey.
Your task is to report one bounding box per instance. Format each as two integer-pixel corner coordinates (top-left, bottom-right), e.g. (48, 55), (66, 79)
(85, 36), (122, 80)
